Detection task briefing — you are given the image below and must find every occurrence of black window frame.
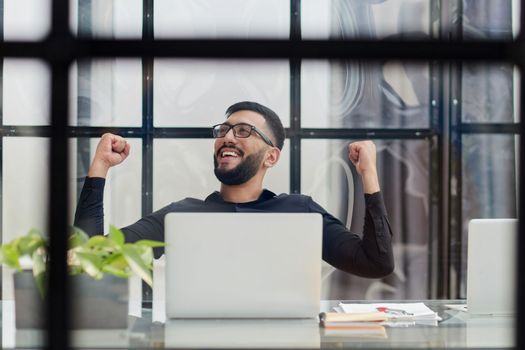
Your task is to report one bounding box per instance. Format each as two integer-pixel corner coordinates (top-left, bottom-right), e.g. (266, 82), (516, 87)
(0, 0), (523, 349)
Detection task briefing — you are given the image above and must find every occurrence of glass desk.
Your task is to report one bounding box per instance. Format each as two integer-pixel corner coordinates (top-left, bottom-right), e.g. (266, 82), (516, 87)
(1, 300), (515, 349)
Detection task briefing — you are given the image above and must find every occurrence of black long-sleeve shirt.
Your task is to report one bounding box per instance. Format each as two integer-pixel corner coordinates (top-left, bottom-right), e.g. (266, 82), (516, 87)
(74, 177), (394, 278)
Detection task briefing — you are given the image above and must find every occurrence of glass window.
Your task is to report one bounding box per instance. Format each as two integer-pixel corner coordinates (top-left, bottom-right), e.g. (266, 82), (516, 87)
(154, 59), (290, 128)
(69, 60), (142, 127)
(302, 139), (430, 300)
(3, 0), (51, 41)
(3, 59), (50, 125)
(461, 63), (516, 123)
(302, 0), (431, 40)
(459, 134), (518, 297)
(70, 0), (142, 38)
(154, 0), (289, 39)
(2, 137), (51, 347)
(462, 0), (514, 40)
(302, 60), (430, 128)
(3, 137), (50, 239)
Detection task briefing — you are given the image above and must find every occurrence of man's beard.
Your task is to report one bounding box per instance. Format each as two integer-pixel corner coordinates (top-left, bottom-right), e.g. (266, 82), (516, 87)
(214, 149), (266, 186)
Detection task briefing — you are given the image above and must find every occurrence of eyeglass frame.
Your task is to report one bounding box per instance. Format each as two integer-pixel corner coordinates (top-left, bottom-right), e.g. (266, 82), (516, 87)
(211, 122), (275, 147)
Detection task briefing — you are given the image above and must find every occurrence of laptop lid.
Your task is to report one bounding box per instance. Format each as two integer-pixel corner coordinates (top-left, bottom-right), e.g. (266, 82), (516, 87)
(467, 218), (517, 315)
(165, 212), (323, 318)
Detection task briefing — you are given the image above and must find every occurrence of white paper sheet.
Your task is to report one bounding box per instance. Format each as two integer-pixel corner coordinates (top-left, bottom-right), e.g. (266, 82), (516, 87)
(339, 302), (442, 324)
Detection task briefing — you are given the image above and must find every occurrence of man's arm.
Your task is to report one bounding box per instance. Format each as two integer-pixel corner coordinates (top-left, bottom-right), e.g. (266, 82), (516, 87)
(319, 140), (394, 277)
(74, 177), (105, 235)
(74, 133), (130, 234)
(348, 140), (379, 194)
(317, 195), (394, 278)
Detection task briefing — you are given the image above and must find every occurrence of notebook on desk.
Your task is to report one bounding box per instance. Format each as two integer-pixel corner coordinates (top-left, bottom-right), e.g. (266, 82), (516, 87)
(164, 212), (323, 318)
(467, 218), (517, 316)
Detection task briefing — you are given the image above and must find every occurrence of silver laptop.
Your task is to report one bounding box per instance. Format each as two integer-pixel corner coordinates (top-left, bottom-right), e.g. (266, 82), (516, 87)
(467, 218), (517, 315)
(164, 212), (323, 318)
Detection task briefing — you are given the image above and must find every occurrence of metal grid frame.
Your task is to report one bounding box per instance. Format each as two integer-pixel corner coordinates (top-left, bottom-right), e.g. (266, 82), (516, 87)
(0, 0), (523, 349)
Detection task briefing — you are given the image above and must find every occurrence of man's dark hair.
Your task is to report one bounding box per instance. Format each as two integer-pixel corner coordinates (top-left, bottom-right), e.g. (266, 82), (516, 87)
(225, 101), (285, 150)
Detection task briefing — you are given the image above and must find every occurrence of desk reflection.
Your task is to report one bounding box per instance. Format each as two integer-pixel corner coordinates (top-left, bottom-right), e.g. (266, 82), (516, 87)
(164, 318), (320, 349)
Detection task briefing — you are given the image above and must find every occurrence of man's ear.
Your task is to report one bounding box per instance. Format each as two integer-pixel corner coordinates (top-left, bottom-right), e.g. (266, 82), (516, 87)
(264, 148), (281, 168)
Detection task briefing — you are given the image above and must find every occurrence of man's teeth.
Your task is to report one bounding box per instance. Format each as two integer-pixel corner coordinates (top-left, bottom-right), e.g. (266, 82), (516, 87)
(222, 151), (239, 157)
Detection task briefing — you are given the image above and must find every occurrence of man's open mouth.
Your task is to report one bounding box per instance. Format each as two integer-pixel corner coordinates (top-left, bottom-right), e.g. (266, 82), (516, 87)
(217, 146), (244, 159)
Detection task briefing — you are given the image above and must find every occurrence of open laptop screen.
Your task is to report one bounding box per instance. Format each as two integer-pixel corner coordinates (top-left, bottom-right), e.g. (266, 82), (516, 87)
(467, 218), (517, 315)
(165, 212), (323, 318)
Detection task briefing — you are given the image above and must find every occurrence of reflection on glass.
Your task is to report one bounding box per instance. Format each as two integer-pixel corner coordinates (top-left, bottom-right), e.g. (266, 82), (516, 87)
(69, 0), (142, 38)
(69, 60), (142, 126)
(3, 59), (50, 126)
(302, 139), (429, 300)
(303, 0), (431, 40)
(3, 0), (51, 40)
(302, 60), (430, 128)
(154, 59), (290, 127)
(153, 139), (289, 211)
(462, 63), (516, 123)
(460, 134), (518, 297)
(462, 0), (514, 40)
(165, 319), (320, 349)
(155, 0), (289, 38)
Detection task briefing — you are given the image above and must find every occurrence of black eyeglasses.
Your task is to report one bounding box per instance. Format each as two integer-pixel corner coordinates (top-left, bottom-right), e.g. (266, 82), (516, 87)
(212, 123), (274, 147)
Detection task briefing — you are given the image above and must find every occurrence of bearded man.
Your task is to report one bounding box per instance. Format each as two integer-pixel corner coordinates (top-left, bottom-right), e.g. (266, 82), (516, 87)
(74, 101), (394, 277)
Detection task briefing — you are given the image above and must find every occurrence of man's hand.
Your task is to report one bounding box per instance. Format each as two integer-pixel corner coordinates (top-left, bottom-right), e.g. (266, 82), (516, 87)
(348, 141), (380, 194)
(87, 133), (130, 178)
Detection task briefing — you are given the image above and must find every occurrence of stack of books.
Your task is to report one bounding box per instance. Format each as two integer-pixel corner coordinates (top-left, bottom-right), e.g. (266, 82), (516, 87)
(319, 312), (387, 338)
(319, 302), (442, 337)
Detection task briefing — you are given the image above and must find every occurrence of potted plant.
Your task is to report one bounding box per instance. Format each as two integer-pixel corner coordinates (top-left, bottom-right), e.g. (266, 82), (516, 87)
(0, 225), (165, 329)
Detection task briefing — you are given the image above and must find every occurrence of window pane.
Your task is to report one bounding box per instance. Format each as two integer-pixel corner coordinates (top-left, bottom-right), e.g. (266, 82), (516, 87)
(459, 134), (518, 297)
(4, 0), (51, 40)
(302, 139), (430, 300)
(153, 139), (289, 211)
(302, 60), (430, 128)
(461, 63), (517, 123)
(69, 60), (142, 126)
(154, 0), (289, 39)
(2, 137), (50, 347)
(462, 0), (514, 40)
(3, 59), (50, 125)
(303, 0), (431, 40)
(70, 0), (142, 38)
(154, 59), (290, 127)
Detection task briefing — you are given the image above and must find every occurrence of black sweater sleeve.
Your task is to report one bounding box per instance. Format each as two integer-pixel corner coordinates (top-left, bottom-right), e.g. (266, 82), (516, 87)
(74, 177), (106, 235)
(74, 176), (169, 257)
(315, 192), (394, 278)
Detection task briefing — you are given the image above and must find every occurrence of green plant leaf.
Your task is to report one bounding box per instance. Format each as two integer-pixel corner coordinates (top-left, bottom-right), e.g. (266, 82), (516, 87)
(0, 244), (22, 270)
(122, 244), (153, 287)
(103, 252), (128, 269)
(1, 224), (164, 291)
(82, 235), (118, 256)
(68, 265), (83, 276)
(75, 252), (104, 280)
(134, 244), (154, 267)
(32, 249), (47, 298)
(102, 264), (131, 279)
(108, 225), (125, 247)
(68, 227), (89, 248)
(135, 239), (167, 248)
(17, 229), (46, 256)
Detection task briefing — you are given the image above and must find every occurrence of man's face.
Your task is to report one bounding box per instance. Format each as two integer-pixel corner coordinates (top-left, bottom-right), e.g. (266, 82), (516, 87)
(213, 110), (274, 185)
